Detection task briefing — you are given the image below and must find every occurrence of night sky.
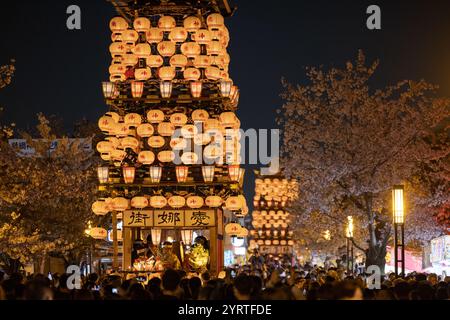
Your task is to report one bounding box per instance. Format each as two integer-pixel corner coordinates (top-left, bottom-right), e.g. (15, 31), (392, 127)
(1, 0), (450, 201)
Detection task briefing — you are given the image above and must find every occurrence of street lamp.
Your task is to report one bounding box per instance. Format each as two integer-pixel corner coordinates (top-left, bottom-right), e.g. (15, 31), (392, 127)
(345, 216), (354, 275)
(392, 185), (406, 277)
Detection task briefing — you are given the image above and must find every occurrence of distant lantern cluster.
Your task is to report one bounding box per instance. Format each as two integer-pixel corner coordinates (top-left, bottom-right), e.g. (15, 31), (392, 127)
(249, 175), (298, 253)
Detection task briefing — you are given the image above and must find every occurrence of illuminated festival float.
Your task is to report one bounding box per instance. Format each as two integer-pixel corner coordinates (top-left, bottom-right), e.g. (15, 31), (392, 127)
(92, 0), (248, 275)
(249, 169), (298, 258)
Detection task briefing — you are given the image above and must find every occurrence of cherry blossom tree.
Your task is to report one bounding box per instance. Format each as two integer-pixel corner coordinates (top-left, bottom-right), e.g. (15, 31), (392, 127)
(279, 51), (449, 272)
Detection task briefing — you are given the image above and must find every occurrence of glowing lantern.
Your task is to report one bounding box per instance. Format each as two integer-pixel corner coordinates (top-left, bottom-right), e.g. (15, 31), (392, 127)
(150, 196), (167, 209)
(183, 68), (201, 81)
(136, 123), (154, 138)
(132, 43), (151, 59)
(169, 113), (188, 126)
(176, 166), (189, 183)
(203, 145), (222, 160)
(122, 166), (136, 184)
(101, 153), (111, 161)
(138, 151), (155, 165)
(202, 166), (215, 183)
(124, 113), (142, 127)
(147, 110), (165, 123)
(205, 66), (221, 80)
(288, 240), (295, 246)
(89, 228), (108, 240)
(123, 54), (138, 67)
(111, 150), (126, 162)
(109, 64), (126, 81)
(228, 165), (240, 181)
(205, 196), (223, 208)
(181, 230), (193, 245)
(225, 196), (243, 211)
(133, 17), (151, 32)
(193, 29), (211, 44)
(186, 196), (204, 209)
(121, 137), (139, 151)
(131, 196), (149, 209)
(230, 85), (239, 104)
(113, 197), (129, 211)
(191, 109), (209, 122)
(181, 152), (198, 165)
(158, 66), (176, 81)
(146, 55), (164, 68)
(131, 81), (144, 98)
(169, 27), (188, 42)
(170, 54), (188, 69)
(181, 42), (201, 58)
(157, 122), (175, 137)
(168, 196), (186, 209)
(146, 28), (164, 43)
(207, 40), (222, 56)
(148, 136), (165, 148)
(193, 133), (211, 145)
(158, 16), (176, 32)
(219, 112), (238, 128)
(193, 55), (211, 68)
(190, 81), (203, 98)
(96, 141), (113, 154)
(158, 151), (175, 163)
(110, 17), (128, 32)
(157, 41), (176, 57)
(92, 201), (109, 216)
(207, 13), (224, 29)
(225, 223), (241, 236)
(170, 137), (187, 150)
(149, 166), (162, 183)
(219, 80), (233, 97)
(181, 125), (198, 138)
(122, 30), (139, 45)
(102, 82), (116, 98)
(134, 67), (152, 81)
(392, 185), (405, 224)
(236, 227), (249, 238)
(184, 16), (201, 32)
(97, 167), (109, 184)
(160, 81), (173, 98)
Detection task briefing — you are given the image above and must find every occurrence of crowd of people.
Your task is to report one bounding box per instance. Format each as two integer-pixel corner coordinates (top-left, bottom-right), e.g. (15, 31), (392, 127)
(1, 263), (449, 300)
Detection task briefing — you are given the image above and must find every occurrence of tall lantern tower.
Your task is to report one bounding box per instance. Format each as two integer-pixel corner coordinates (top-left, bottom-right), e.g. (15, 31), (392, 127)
(94, 0), (246, 275)
(249, 169), (298, 259)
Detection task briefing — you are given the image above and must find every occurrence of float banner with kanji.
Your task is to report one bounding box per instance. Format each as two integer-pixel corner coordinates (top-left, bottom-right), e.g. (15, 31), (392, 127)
(123, 210), (216, 228)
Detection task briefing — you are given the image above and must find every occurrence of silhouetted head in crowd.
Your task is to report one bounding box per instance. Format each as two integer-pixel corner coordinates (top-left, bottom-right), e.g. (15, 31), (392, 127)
(333, 280), (363, 300)
(162, 269), (181, 295)
(233, 274), (252, 300)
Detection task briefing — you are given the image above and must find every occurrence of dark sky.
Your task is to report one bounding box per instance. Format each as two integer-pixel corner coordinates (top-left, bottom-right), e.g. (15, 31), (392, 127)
(1, 0), (450, 200)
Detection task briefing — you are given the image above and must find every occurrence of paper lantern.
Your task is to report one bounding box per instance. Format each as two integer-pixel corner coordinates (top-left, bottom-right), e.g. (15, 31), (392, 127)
(181, 152), (198, 165)
(168, 196), (186, 209)
(158, 66), (176, 81)
(149, 166), (162, 183)
(186, 196), (204, 209)
(92, 201), (109, 216)
(176, 166), (189, 182)
(193, 29), (211, 44)
(89, 228), (108, 240)
(203, 145), (222, 160)
(109, 63), (126, 77)
(219, 80), (233, 97)
(181, 230), (194, 245)
(191, 109), (209, 122)
(111, 32), (122, 42)
(134, 67), (152, 81)
(157, 122), (175, 137)
(97, 167), (109, 184)
(228, 165), (240, 181)
(102, 82), (116, 99)
(123, 54), (139, 67)
(205, 196), (223, 208)
(111, 150), (126, 162)
(193, 133), (211, 146)
(121, 137), (139, 151)
(123, 166), (136, 184)
(207, 40), (222, 56)
(158, 151), (175, 163)
(133, 17), (151, 32)
(181, 42), (201, 58)
(207, 13), (225, 29)
(147, 110), (165, 123)
(110, 17), (129, 32)
(288, 240), (295, 246)
(169, 137), (187, 150)
(97, 141), (113, 154)
(170, 54), (188, 69)
(132, 43), (151, 58)
(100, 153), (111, 161)
(225, 196), (243, 211)
(146, 28), (164, 43)
(236, 227), (249, 238)
(225, 223), (241, 236)
(137, 123), (154, 138)
(183, 68), (201, 81)
(181, 125), (198, 138)
(160, 81), (173, 98)
(124, 113), (142, 127)
(202, 166), (215, 183)
(190, 81), (203, 98)
(146, 55), (164, 68)
(193, 55), (211, 69)
(219, 112), (238, 128)
(205, 66), (221, 80)
(148, 136), (165, 148)
(184, 16), (201, 32)
(157, 41), (176, 57)
(131, 81), (144, 98)
(158, 16), (176, 32)
(150, 196), (167, 209)
(122, 30), (139, 45)
(113, 197), (129, 211)
(169, 27), (188, 42)
(169, 113), (188, 126)
(131, 196), (149, 209)
(138, 151), (155, 165)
